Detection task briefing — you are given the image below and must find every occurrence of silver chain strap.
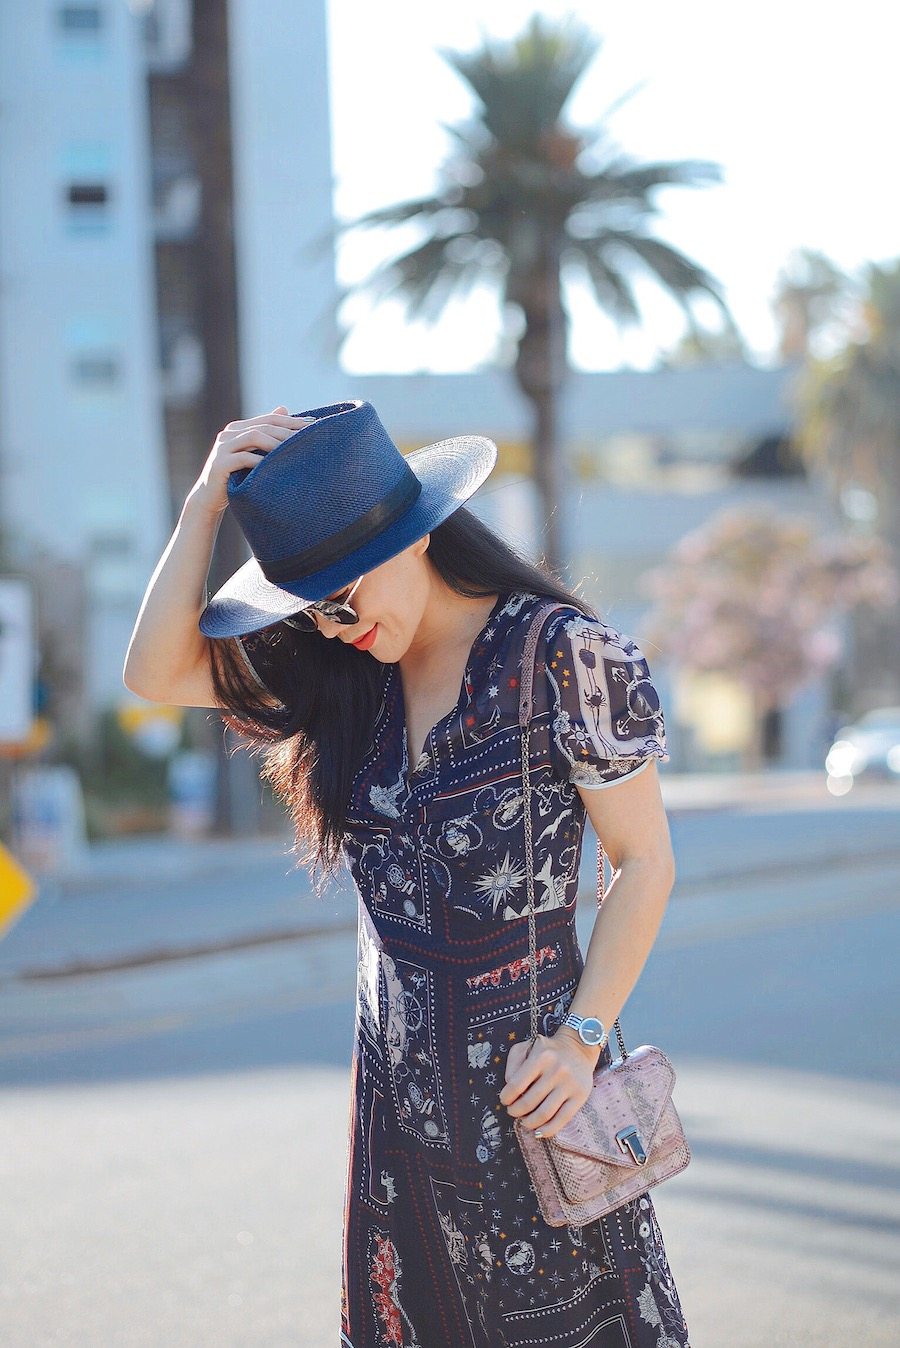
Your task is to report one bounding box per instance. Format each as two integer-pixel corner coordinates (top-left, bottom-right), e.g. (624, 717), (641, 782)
(519, 603), (628, 1061)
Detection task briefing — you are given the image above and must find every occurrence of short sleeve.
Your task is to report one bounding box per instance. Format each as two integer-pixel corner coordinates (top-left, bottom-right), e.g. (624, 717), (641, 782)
(541, 609), (669, 788)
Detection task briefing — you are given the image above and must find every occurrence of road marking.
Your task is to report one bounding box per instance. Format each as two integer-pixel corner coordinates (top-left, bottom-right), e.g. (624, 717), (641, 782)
(0, 980), (355, 1059)
(2, 866), (898, 1062)
(655, 882), (900, 950)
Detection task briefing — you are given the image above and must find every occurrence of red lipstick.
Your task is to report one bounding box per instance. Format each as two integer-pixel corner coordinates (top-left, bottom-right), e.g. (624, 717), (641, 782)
(350, 623), (378, 650)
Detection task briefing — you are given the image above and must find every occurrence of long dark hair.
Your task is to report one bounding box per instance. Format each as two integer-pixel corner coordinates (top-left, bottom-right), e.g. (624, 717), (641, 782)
(208, 504), (598, 894)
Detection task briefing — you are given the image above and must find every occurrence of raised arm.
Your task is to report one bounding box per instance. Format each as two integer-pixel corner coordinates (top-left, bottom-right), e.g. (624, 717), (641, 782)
(122, 407), (313, 706)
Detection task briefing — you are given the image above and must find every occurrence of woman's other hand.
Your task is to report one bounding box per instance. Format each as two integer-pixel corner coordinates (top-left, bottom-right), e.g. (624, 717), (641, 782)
(189, 406), (315, 518)
(499, 1031), (597, 1139)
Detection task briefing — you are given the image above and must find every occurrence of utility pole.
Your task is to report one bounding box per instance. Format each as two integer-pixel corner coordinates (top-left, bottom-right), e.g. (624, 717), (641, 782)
(185, 0), (259, 835)
(147, 0), (261, 835)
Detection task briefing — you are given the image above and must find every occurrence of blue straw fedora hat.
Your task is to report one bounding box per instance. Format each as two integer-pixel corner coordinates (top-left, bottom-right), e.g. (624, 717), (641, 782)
(198, 399), (497, 639)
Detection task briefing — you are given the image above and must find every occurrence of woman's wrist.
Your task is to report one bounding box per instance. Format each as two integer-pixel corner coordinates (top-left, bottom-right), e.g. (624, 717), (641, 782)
(553, 1024), (602, 1064)
(185, 484), (227, 525)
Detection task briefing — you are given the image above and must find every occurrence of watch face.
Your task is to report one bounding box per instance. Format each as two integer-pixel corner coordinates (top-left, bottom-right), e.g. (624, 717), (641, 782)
(578, 1017), (606, 1045)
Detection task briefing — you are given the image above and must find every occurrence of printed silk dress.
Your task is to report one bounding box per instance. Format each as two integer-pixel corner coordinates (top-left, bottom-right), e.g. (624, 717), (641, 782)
(338, 589), (691, 1348)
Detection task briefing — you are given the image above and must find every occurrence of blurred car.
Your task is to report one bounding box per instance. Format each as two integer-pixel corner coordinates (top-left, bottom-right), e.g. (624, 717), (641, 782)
(825, 706), (900, 793)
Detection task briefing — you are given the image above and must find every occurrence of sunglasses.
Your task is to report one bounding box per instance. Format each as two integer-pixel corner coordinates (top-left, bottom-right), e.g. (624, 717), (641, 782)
(239, 574), (364, 649)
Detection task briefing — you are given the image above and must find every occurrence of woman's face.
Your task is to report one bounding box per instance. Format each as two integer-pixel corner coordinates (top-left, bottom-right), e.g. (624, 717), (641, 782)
(313, 534), (431, 661)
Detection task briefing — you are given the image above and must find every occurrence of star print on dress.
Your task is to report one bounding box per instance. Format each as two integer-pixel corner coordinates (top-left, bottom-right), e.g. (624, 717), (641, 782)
(473, 848), (528, 918)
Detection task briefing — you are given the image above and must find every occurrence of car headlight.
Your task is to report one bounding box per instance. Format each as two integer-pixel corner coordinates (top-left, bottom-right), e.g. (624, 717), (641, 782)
(825, 740), (859, 776)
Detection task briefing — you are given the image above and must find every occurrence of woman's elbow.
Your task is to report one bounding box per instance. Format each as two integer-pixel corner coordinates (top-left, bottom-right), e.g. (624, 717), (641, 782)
(621, 841), (675, 895)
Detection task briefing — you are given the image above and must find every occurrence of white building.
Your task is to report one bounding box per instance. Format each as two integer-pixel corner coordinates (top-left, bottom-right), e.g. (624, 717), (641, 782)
(0, 1), (170, 720)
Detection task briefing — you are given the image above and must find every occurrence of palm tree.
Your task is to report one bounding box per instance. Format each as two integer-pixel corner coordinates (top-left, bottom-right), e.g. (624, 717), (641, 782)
(314, 13), (733, 575)
(773, 248), (850, 361)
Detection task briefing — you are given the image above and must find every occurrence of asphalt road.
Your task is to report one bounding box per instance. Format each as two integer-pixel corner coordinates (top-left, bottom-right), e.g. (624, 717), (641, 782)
(1, 802), (898, 1347)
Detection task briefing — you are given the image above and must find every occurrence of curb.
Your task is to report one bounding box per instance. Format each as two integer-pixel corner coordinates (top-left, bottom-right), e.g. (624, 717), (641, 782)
(19, 776), (869, 898)
(6, 842), (900, 985)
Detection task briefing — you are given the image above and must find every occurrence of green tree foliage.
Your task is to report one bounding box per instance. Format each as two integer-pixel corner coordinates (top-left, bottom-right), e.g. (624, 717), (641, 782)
(793, 258), (900, 544)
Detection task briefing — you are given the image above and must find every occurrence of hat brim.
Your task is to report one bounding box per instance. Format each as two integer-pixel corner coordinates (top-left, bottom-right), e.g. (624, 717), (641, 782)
(198, 433), (497, 638)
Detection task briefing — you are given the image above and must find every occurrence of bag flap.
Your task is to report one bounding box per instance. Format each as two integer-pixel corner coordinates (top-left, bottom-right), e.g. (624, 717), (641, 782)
(548, 1045), (676, 1168)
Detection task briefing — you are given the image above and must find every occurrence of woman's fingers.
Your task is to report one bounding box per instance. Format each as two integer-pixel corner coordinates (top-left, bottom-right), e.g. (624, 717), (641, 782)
(188, 411), (313, 513)
(230, 451), (268, 467)
(223, 410), (311, 431)
(503, 1069), (561, 1118)
(499, 1038), (542, 1104)
(519, 1085), (571, 1133)
(500, 1034), (594, 1134)
(219, 421), (313, 456)
(216, 407), (315, 469)
(225, 428), (288, 451)
(500, 1043), (559, 1108)
(509, 1072), (590, 1136)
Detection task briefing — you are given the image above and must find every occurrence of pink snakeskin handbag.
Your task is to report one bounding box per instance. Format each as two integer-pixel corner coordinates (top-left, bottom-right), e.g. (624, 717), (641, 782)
(511, 601), (691, 1227)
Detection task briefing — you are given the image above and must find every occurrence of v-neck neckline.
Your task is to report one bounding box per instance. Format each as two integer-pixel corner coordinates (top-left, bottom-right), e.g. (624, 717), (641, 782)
(391, 591), (508, 788)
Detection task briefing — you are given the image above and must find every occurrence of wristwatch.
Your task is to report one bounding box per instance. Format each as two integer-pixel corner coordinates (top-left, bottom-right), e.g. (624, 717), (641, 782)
(562, 1012), (608, 1049)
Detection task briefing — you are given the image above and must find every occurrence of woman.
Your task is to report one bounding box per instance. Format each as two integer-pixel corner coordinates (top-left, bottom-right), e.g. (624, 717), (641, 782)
(124, 399), (691, 1348)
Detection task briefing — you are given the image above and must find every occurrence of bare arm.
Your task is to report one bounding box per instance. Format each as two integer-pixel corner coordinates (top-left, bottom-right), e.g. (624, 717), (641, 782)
(122, 407), (314, 706)
(499, 760), (675, 1138)
(122, 489), (228, 706)
(558, 759), (675, 1058)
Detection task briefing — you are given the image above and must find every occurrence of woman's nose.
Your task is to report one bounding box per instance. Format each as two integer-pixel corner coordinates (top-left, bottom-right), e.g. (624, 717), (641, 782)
(317, 615), (344, 639)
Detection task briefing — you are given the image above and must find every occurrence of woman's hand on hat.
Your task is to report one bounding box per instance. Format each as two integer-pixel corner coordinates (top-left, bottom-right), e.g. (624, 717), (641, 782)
(189, 406), (315, 517)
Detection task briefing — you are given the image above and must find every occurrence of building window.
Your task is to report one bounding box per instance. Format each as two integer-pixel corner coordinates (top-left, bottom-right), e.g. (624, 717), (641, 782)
(56, 4), (108, 62)
(58, 5), (104, 33)
(141, 10), (161, 47)
(70, 353), (120, 386)
(67, 183), (109, 208)
(61, 145), (113, 232)
(140, 0), (192, 69)
(63, 180), (112, 234)
(66, 318), (122, 395)
(89, 528), (132, 561)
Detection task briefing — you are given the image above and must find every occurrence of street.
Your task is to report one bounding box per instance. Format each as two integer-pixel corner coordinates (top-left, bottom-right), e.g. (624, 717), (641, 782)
(1, 794), (898, 1346)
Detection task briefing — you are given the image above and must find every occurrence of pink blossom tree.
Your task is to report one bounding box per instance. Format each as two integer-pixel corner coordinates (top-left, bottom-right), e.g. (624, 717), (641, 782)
(639, 506), (899, 768)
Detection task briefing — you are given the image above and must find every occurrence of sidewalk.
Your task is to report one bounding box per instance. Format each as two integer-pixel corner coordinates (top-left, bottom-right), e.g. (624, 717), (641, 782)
(2, 771), (897, 983)
(34, 769), (900, 889)
(31, 832), (303, 899)
(11, 770), (866, 898)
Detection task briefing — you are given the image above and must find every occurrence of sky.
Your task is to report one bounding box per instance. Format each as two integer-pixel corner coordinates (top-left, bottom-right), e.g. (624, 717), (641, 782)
(324, 0), (895, 375)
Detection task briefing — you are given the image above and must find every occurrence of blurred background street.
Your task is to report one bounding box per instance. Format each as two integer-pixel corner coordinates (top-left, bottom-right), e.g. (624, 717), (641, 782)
(1, 0), (899, 1344)
(2, 781), (899, 1345)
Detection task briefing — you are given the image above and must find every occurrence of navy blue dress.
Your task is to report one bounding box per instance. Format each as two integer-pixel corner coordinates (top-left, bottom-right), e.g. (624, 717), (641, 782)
(339, 590), (691, 1348)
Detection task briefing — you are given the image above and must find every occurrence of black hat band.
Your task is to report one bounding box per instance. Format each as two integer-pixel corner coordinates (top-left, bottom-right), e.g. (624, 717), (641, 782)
(258, 472), (423, 585)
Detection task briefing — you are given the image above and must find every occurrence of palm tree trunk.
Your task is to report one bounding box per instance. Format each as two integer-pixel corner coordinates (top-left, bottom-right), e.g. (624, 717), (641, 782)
(512, 246), (569, 578)
(531, 389), (565, 576)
